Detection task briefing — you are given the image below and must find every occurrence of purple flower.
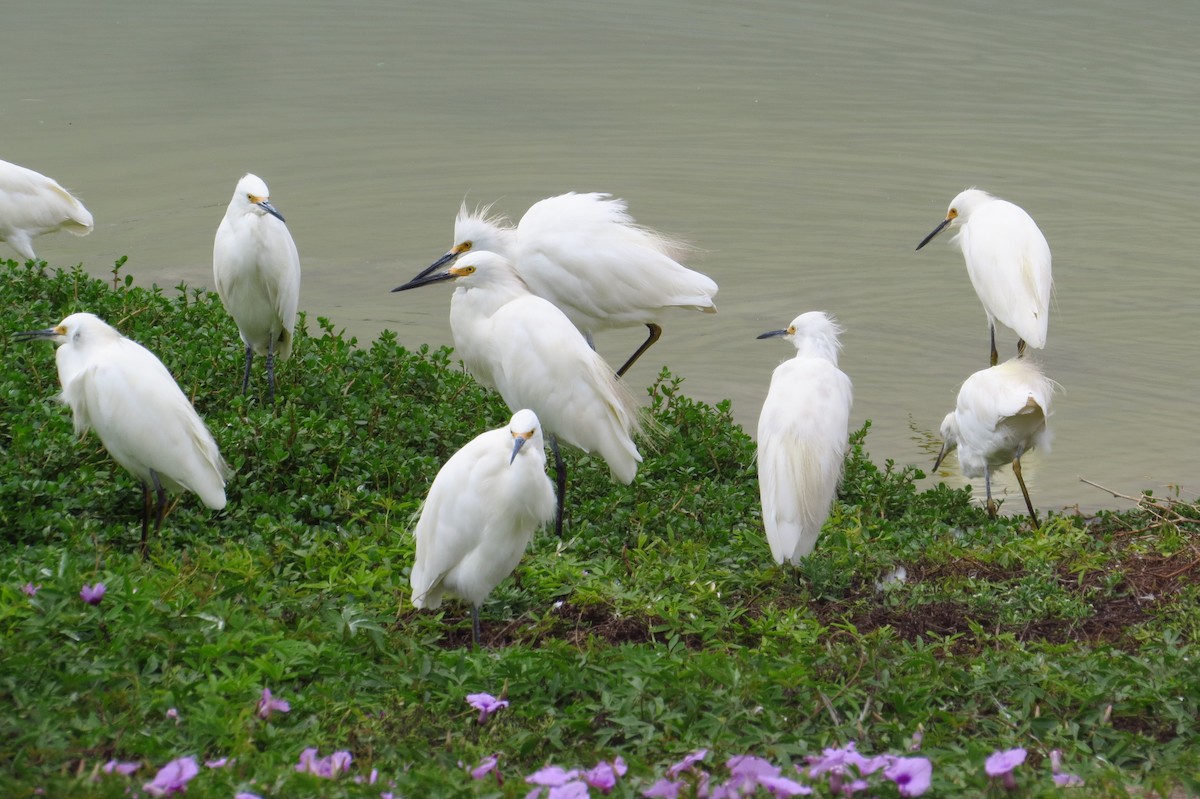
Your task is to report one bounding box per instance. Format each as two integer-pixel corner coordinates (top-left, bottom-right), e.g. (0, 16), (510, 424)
(295, 747), (353, 779)
(1049, 750), (1084, 788)
(466, 692), (509, 724)
(985, 748), (1026, 790)
(584, 757), (627, 794)
(257, 688), (291, 719)
(643, 778), (684, 798)
(80, 582), (106, 605)
(101, 760), (140, 776)
(21, 582), (41, 597)
(235, 793), (263, 799)
(143, 756), (199, 796)
(549, 784), (589, 799)
(166, 708), (180, 724)
(204, 757), (229, 768)
(884, 756), (932, 797)
(758, 774), (813, 797)
(526, 765), (580, 786)
(666, 749), (708, 778)
(471, 755), (502, 784)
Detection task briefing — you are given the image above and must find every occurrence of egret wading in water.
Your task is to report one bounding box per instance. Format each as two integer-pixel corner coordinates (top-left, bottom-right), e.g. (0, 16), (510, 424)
(916, 188), (1051, 366)
(410, 409), (557, 646)
(213, 174), (301, 404)
(0, 158), (93, 261)
(393, 250), (644, 536)
(933, 357), (1055, 525)
(756, 312), (854, 565)
(415, 192), (718, 378)
(16, 313), (229, 553)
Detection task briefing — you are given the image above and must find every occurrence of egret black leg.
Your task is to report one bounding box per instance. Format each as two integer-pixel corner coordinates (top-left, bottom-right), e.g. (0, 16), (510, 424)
(1012, 454), (1039, 527)
(989, 324), (999, 367)
(241, 345), (254, 395)
(616, 323), (663, 378)
(550, 434), (567, 537)
(984, 464), (999, 518)
(266, 337), (277, 405)
(142, 469), (167, 555)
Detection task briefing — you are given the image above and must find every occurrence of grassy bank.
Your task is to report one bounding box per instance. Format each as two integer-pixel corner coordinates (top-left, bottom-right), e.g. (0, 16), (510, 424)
(0, 259), (1196, 798)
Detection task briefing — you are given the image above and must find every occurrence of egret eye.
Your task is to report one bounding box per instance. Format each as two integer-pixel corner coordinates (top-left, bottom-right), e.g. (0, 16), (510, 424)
(947, 208), (958, 220)
(787, 326), (796, 335)
(461, 266), (476, 275)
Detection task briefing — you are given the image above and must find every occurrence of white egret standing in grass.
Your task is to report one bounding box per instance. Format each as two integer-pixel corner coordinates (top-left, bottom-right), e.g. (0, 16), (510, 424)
(410, 408), (557, 646)
(16, 313), (229, 552)
(213, 174), (301, 404)
(0, 158), (93, 261)
(756, 312), (853, 565)
(415, 192), (718, 377)
(916, 188), (1051, 366)
(393, 250), (644, 536)
(933, 357), (1055, 524)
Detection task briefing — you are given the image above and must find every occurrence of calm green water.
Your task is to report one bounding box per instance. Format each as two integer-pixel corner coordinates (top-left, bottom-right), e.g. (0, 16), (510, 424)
(5, 0), (1197, 512)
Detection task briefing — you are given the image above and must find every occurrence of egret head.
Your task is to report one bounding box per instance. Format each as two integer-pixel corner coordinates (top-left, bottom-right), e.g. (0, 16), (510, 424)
(757, 311), (843, 363)
(15, 312), (111, 347)
(393, 250), (524, 293)
(415, 202), (514, 279)
(916, 187), (994, 250)
(231, 173), (285, 223)
(932, 411), (959, 471)
(507, 409), (543, 464)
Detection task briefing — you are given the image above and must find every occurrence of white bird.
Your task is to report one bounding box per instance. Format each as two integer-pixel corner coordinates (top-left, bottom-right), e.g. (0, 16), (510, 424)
(16, 313), (229, 552)
(933, 357), (1056, 524)
(0, 158), (93, 262)
(393, 250), (645, 535)
(916, 188), (1052, 366)
(417, 192), (718, 377)
(756, 312), (854, 565)
(410, 408), (557, 645)
(213, 173), (301, 404)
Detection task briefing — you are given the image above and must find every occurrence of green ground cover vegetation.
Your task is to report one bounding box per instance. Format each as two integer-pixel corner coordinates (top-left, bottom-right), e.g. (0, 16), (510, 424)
(0, 259), (1196, 797)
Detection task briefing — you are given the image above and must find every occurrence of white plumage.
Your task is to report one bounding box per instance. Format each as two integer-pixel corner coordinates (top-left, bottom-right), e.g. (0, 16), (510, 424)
(213, 173), (301, 403)
(17, 313), (229, 550)
(934, 357), (1055, 522)
(0, 158), (93, 261)
(397, 250), (644, 483)
(756, 312), (853, 565)
(424, 192), (718, 376)
(410, 408), (557, 644)
(916, 188), (1052, 365)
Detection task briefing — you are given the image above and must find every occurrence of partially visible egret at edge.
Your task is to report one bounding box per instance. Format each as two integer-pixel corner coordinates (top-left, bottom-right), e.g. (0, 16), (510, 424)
(916, 188), (1051, 366)
(416, 192), (718, 377)
(393, 250), (645, 537)
(213, 173), (301, 404)
(0, 158), (93, 261)
(16, 313), (229, 553)
(756, 312), (853, 565)
(933, 357), (1056, 525)
(410, 409), (557, 646)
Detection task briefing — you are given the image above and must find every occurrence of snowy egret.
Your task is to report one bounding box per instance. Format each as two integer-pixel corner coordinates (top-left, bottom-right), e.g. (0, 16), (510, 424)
(16, 313), (229, 552)
(0, 158), (93, 261)
(417, 192), (718, 377)
(410, 408), (557, 645)
(213, 174), (301, 404)
(916, 188), (1052, 366)
(393, 250), (644, 536)
(756, 312), (854, 565)
(933, 357), (1055, 524)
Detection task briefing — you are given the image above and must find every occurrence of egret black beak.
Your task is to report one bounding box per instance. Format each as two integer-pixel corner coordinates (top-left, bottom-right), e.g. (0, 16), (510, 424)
(510, 433), (531, 464)
(932, 442), (949, 472)
(411, 250), (460, 282)
(756, 329), (788, 340)
(257, 199), (286, 223)
(392, 268), (457, 293)
(915, 217), (951, 251)
(13, 327), (59, 343)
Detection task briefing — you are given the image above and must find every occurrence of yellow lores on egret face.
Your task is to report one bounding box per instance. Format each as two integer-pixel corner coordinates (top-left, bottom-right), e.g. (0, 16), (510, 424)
(510, 427), (535, 464)
(450, 264), (477, 277)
